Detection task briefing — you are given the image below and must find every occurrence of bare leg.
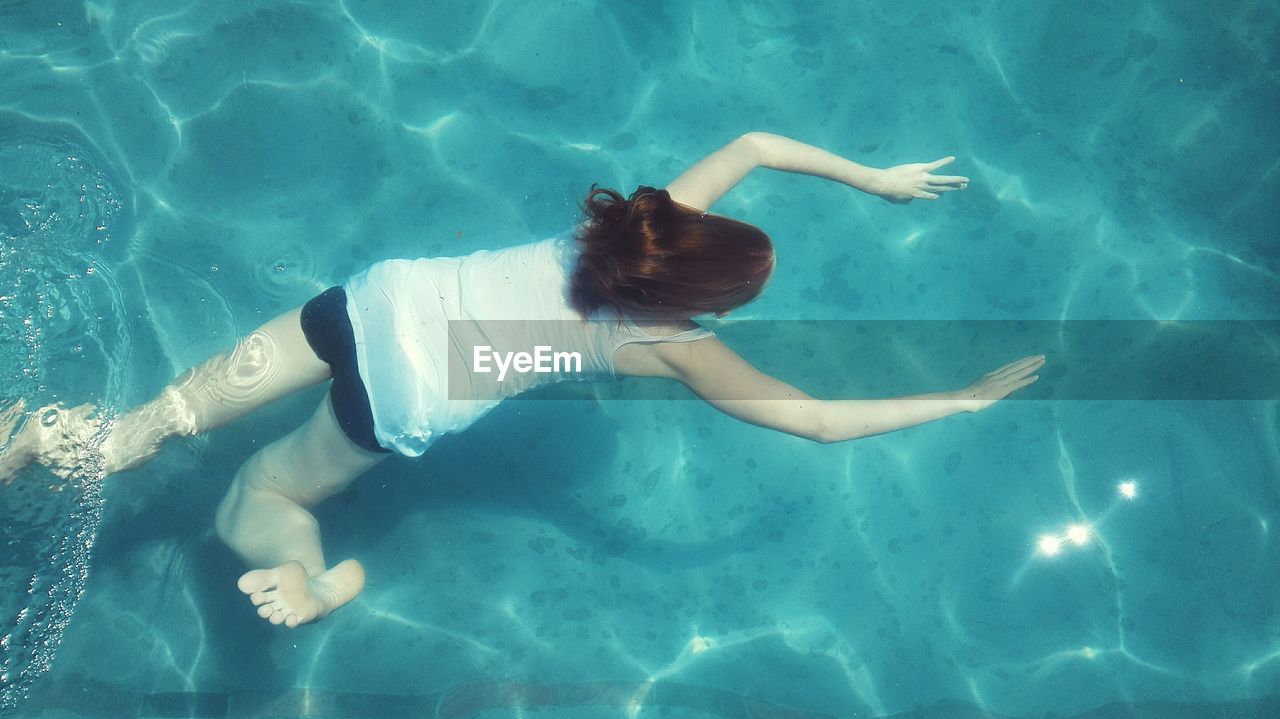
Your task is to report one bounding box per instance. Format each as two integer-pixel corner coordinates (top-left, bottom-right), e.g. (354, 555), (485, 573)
(0, 307), (330, 483)
(215, 391), (387, 627)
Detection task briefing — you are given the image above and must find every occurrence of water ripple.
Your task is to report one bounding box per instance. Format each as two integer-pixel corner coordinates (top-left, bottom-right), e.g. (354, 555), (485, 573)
(0, 117), (132, 709)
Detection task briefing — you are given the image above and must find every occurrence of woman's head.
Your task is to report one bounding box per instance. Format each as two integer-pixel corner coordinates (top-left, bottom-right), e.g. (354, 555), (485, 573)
(569, 185), (775, 318)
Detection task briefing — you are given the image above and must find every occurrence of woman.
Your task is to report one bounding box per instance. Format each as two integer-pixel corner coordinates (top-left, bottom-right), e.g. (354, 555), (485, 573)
(0, 132), (1043, 628)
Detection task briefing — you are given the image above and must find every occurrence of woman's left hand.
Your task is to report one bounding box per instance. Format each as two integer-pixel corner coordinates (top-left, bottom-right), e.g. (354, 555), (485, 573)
(876, 156), (969, 204)
(957, 354), (1045, 412)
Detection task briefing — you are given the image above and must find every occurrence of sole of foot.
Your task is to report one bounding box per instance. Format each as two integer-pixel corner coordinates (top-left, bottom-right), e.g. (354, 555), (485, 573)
(236, 559), (365, 628)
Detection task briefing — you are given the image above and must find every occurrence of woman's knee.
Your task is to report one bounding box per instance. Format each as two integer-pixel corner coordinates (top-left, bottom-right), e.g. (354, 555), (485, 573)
(214, 476), (320, 549)
(244, 431), (357, 506)
(241, 435), (297, 493)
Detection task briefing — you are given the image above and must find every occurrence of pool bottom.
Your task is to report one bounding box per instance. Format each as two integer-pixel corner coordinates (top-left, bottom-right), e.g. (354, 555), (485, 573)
(13, 679), (1280, 719)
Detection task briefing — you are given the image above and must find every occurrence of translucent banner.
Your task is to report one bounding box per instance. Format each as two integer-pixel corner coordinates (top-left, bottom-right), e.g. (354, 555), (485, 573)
(444, 320), (1280, 401)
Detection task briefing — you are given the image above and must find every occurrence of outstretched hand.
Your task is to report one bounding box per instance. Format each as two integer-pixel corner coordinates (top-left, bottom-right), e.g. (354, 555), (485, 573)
(958, 355), (1044, 412)
(877, 156), (969, 204)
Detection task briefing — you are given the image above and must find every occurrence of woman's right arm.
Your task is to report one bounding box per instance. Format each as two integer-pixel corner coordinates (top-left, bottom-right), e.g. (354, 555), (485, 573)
(665, 132), (969, 211)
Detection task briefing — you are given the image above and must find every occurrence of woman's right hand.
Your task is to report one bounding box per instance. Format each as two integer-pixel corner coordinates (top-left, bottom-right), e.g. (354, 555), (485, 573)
(956, 355), (1045, 412)
(876, 156), (969, 204)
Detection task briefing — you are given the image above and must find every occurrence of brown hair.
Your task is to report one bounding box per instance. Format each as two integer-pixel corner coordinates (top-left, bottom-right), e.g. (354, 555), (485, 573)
(569, 185), (774, 318)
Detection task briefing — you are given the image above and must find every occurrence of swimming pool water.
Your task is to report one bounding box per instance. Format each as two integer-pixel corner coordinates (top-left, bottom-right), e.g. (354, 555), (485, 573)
(1, 1), (1278, 717)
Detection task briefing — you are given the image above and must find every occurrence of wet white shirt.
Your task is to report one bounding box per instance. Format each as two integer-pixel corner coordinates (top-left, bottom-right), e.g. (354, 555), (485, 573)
(343, 232), (713, 456)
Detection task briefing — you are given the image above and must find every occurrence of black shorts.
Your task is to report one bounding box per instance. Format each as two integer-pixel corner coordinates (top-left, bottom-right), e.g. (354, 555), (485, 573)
(299, 287), (389, 454)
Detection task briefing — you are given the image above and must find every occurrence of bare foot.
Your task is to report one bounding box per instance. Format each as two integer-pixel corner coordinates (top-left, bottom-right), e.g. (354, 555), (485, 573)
(0, 400), (24, 446)
(237, 559), (365, 628)
(0, 400), (33, 484)
(0, 402), (101, 484)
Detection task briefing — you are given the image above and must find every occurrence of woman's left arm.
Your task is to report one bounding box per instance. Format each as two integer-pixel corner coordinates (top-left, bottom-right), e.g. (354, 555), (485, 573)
(665, 131), (969, 211)
(617, 336), (1043, 443)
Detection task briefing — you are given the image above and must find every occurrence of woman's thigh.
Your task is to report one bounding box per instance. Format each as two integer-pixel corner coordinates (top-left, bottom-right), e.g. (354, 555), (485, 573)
(249, 391), (390, 507)
(172, 306), (332, 435)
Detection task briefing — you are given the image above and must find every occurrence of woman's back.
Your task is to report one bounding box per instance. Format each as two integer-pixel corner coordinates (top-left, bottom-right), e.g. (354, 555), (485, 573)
(344, 234), (712, 455)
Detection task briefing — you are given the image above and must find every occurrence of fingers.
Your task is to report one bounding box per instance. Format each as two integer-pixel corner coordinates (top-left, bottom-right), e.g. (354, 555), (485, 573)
(989, 354), (1046, 378)
(925, 156), (956, 171)
(975, 356), (1044, 405)
(1008, 355), (1046, 378)
(914, 190), (940, 200)
(926, 174), (969, 187)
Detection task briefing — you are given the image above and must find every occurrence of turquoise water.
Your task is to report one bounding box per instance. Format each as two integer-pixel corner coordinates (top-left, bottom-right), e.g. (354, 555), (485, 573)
(1, 1), (1278, 717)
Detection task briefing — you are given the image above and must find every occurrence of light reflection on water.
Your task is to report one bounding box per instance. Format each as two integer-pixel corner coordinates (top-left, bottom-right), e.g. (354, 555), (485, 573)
(0, 126), (128, 709)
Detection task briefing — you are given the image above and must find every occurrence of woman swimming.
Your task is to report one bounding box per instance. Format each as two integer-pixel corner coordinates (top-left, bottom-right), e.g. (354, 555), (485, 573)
(0, 132), (1044, 628)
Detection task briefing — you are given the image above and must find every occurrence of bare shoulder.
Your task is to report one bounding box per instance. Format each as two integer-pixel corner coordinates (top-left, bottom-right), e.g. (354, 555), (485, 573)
(628, 318), (701, 338)
(613, 322), (723, 379)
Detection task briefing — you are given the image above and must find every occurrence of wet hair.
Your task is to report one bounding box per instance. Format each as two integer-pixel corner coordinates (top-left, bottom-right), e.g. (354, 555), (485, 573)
(569, 185), (775, 318)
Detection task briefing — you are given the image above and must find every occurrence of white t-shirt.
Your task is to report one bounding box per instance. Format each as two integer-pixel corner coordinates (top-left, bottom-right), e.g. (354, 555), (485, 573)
(343, 232), (714, 456)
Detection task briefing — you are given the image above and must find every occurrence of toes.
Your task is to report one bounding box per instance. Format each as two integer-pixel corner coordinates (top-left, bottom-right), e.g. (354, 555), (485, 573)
(238, 561), (327, 628)
(238, 569), (277, 595)
(252, 594), (299, 627)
